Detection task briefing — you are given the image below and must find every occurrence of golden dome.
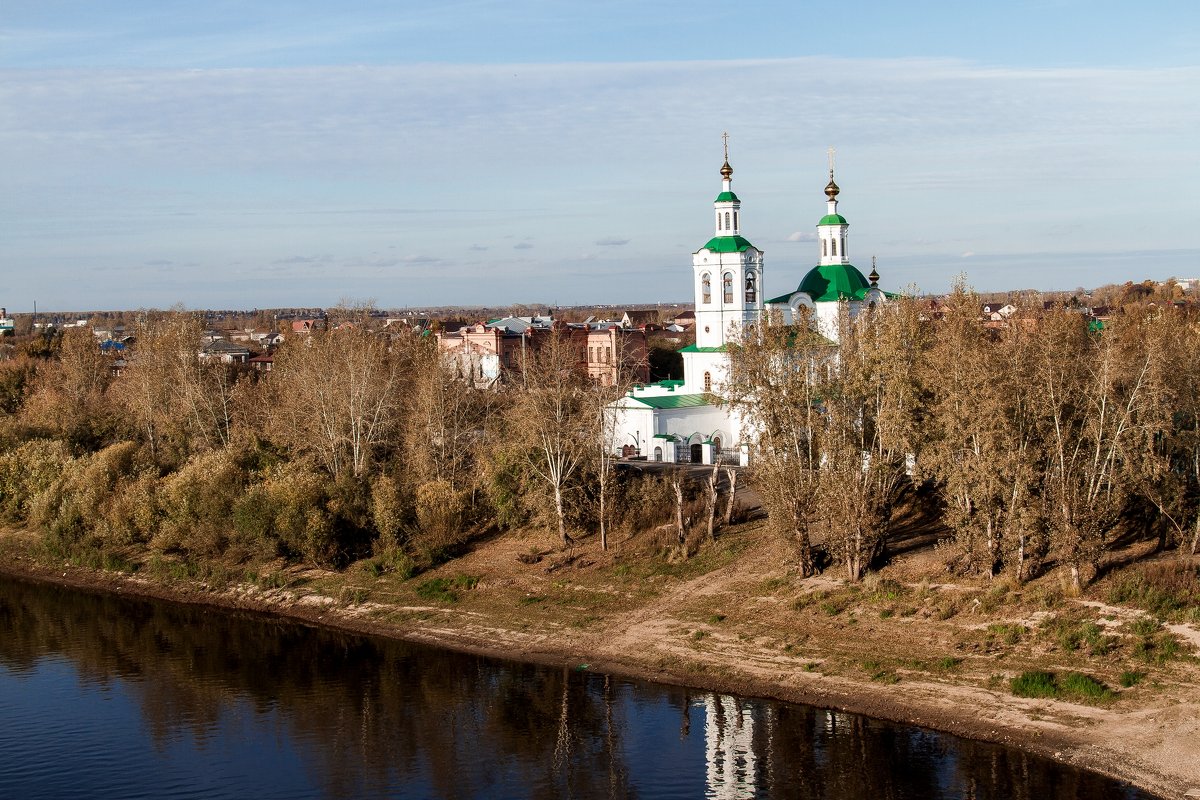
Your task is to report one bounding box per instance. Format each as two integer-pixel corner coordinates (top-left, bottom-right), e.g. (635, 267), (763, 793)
(824, 174), (840, 199)
(720, 159), (733, 179)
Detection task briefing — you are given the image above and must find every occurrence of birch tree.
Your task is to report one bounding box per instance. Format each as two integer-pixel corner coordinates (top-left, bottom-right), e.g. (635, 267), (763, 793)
(268, 323), (408, 479)
(508, 331), (594, 546)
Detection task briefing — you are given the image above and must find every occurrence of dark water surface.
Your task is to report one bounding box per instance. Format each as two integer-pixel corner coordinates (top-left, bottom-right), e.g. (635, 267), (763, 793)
(0, 575), (1154, 800)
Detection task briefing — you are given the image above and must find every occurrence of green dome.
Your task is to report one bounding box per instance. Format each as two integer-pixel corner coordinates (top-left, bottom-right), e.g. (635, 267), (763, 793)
(818, 214), (848, 226)
(699, 235), (757, 253)
(714, 191), (740, 203)
(796, 263), (871, 302)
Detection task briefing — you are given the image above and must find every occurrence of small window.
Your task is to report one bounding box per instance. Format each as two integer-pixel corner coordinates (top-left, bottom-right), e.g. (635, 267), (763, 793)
(841, 237), (846, 257)
(723, 272), (733, 304)
(733, 211), (738, 231)
(716, 212), (722, 230)
(822, 239), (827, 257)
(704, 372), (712, 392)
(724, 211), (731, 229)
(606, 346), (612, 364)
(702, 273), (711, 304)
(831, 238), (837, 256)
(745, 271), (757, 304)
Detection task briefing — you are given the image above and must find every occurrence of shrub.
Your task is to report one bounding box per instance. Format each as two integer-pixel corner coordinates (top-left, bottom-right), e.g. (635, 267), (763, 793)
(413, 480), (468, 557)
(0, 439), (73, 522)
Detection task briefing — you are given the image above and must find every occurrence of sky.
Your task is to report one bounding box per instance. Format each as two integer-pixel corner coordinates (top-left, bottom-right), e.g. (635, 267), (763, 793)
(1, 1), (1198, 312)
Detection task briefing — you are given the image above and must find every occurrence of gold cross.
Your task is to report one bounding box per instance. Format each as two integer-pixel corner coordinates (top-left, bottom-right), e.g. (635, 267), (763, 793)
(827, 146), (836, 176)
(722, 131), (729, 161)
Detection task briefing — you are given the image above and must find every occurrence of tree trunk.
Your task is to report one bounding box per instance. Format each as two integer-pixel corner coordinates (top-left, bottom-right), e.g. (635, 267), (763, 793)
(1192, 515), (1199, 556)
(705, 463), (719, 542)
(555, 484), (569, 546)
(723, 467), (737, 526)
(599, 481), (607, 551)
(673, 477), (685, 547)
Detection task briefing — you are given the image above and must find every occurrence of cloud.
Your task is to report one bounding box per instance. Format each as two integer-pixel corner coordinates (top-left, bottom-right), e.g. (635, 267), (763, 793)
(787, 231), (816, 242)
(469, 244), (488, 251)
(513, 242), (534, 250)
(961, 251), (975, 258)
(274, 254), (331, 265)
(595, 237), (629, 246)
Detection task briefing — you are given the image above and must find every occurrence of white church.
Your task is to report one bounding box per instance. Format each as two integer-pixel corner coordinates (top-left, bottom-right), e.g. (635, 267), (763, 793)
(609, 145), (887, 464)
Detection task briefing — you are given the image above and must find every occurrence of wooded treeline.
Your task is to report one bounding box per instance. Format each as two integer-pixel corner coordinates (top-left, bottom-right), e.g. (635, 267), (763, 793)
(0, 310), (666, 574)
(727, 284), (1200, 589)
(1, 289), (1197, 590)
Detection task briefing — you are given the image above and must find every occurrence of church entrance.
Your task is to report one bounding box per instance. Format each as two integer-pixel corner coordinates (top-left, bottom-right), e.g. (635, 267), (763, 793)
(690, 443), (702, 463)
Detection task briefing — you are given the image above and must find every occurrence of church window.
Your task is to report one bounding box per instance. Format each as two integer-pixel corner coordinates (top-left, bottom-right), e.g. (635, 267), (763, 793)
(745, 271), (757, 303)
(841, 237), (846, 256)
(701, 273), (711, 304)
(822, 239), (827, 257)
(716, 212), (722, 230)
(831, 238), (837, 256)
(723, 272), (733, 303)
(724, 211), (731, 230)
(733, 211), (738, 230)
(704, 372), (712, 392)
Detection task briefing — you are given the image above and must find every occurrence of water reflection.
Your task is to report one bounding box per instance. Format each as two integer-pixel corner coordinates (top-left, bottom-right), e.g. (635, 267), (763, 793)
(0, 576), (1154, 799)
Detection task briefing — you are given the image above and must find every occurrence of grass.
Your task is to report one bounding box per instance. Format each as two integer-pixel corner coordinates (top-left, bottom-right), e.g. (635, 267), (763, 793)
(1010, 670), (1115, 704)
(861, 659), (900, 684)
(1040, 615), (1112, 656)
(1119, 670), (1146, 688)
(1107, 562), (1200, 621)
(986, 623), (1027, 646)
(415, 574), (481, 603)
(1123, 618), (1188, 665)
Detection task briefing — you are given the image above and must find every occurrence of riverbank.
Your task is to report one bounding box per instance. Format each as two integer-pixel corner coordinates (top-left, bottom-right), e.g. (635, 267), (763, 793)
(1, 522), (1196, 799)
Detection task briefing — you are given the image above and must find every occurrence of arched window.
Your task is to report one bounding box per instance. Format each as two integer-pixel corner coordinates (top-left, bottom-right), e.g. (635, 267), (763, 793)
(822, 239), (827, 257)
(701, 273), (711, 304)
(831, 238), (837, 256)
(841, 237), (846, 257)
(745, 271), (757, 303)
(723, 272), (733, 303)
(704, 372), (712, 392)
(733, 211), (738, 230)
(724, 211), (731, 230)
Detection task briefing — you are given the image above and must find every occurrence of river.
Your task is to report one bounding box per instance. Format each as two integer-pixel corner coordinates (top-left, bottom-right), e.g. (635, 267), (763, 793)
(0, 575), (1154, 799)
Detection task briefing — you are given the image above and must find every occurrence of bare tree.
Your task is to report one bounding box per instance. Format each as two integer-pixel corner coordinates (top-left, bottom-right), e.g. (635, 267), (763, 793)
(507, 331), (594, 546)
(268, 318), (408, 479)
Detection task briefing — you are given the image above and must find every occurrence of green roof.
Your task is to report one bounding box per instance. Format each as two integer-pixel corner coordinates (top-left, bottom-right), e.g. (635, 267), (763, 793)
(630, 393), (715, 410)
(677, 344), (726, 353)
(818, 214), (848, 226)
(714, 191), (740, 203)
(766, 263), (872, 304)
(699, 235), (757, 253)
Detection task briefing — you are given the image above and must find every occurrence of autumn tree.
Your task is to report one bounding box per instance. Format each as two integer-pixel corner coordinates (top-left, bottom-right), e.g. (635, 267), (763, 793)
(267, 321), (410, 479)
(923, 286), (1045, 579)
(506, 331), (595, 546)
(1034, 310), (1160, 591)
(814, 300), (927, 581)
(726, 308), (829, 575)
